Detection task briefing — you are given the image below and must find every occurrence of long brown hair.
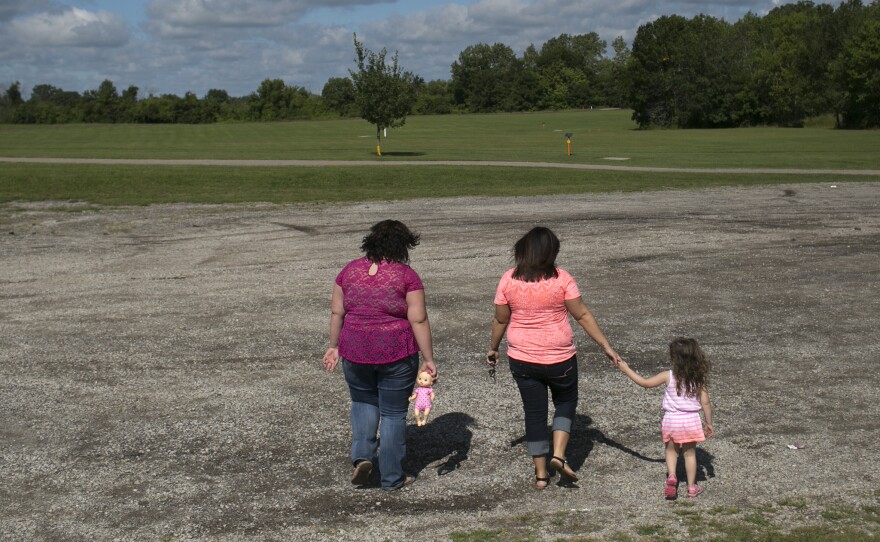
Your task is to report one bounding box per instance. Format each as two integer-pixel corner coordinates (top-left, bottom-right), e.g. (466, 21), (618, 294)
(512, 226), (560, 282)
(670, 337), (710, 397)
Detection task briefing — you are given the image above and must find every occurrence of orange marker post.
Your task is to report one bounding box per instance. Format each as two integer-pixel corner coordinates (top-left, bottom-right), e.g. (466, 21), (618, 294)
(565, 133), (573, 157)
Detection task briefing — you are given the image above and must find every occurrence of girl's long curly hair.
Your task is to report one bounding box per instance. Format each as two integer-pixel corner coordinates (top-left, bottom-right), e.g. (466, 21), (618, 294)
(512, 226), (560, 282)
(361, 220), (420, 264)
(670, 337), (710, 397)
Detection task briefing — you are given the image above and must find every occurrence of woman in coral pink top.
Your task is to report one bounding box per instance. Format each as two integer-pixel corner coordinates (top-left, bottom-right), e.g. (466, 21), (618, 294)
(323, 220), (437, 490)
(487, 227), (622, 489)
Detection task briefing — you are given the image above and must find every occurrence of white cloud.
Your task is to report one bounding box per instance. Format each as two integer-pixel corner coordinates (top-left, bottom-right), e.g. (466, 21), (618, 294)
(0, 0), (843, 99)
(11, 7), (129, 47)
(145, 0), (394, 36)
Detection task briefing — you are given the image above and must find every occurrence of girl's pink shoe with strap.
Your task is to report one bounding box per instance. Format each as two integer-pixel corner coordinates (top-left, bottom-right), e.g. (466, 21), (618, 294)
(664, 475), (677, 500)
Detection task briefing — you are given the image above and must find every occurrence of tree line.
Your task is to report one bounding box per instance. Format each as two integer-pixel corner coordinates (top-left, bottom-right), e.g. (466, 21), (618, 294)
(1, 0), (877, 128)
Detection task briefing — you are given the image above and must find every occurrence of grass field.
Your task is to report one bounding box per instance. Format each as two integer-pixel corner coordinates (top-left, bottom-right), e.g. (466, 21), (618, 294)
(1, 109), (879, 205)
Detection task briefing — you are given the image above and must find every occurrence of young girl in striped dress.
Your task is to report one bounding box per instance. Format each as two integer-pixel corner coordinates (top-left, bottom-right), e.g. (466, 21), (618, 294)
(616, 337), (714, 499)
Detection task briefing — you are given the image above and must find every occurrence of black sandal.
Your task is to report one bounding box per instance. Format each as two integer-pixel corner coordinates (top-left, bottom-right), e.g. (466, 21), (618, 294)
(550, 456), (578, 482)
(534, 468), (550, 490)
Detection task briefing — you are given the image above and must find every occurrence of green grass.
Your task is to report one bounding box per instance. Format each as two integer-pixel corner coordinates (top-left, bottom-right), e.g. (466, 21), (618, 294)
(1, 163), (875, 206)
(2, 110), (878, 205)
(449, 530), (503, 542)
(1, 110), (879, 169)
(445, 495), (880, 542)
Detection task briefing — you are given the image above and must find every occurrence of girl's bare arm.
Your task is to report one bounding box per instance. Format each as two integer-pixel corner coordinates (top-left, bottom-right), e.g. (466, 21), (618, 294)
(700, 387), (714, 437)
(616, 360), (669, 388)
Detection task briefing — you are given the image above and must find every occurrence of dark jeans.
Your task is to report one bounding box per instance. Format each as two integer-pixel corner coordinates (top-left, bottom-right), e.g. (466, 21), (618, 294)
(509, 355), (579, 457)
(342, 354), (419, 489)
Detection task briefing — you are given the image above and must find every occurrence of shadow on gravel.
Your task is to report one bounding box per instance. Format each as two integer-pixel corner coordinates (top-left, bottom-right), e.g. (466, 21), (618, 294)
(405, 412), (474, 477)
(509, 415), (666, 487)
(672, 448), (716, 484)
(569, 415), (666, 466)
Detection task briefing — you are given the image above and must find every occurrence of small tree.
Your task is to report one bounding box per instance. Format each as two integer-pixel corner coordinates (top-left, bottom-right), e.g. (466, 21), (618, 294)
(350, 34), (415, 156)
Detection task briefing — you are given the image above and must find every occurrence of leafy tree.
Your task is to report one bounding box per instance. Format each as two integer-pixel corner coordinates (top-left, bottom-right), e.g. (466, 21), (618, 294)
(5, 81), (23, 106)
(534, 33), (606, 109)
(833, 18), (880, 127)
(81, 79), (121, 122)
(604, 36), (632, 108)
(450, 42), (520, 112)
(247, 78), (316, 121)
(132, 94), (175, 123)
(119, 85), (138, 122)
(350, 34), (416, 156)
(322, 77), (358, 117)
(747, 1), (840, 126)
(413, 79), (454, 115)
(201, 89), (232, 122)
(628, 15), (738, 127)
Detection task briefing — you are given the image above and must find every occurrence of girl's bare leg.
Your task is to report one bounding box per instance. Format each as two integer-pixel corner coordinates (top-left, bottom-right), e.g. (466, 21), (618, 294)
(682, 443), (698, 487)
(665, 440), (679, 479)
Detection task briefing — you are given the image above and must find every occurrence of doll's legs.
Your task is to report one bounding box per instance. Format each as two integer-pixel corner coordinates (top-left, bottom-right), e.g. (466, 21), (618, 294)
(420, 407), (431, 425)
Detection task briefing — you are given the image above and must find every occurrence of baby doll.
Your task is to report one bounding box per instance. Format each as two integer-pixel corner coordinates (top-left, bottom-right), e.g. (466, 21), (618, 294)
(409, 371), (435, 426)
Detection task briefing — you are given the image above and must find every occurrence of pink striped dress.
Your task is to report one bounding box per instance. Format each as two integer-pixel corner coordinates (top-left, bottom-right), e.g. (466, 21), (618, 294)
(661, 371), (706, 444)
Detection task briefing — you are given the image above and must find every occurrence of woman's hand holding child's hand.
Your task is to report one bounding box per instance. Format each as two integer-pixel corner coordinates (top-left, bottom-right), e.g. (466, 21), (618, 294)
(603, 346), (623, 366)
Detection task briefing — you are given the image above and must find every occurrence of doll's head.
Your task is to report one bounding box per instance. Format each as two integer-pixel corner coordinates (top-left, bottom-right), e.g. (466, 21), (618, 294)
(416, 371), (433, 388)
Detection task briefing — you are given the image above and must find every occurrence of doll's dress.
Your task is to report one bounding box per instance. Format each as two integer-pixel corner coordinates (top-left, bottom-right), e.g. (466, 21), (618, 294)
(413, 387), (433, 412)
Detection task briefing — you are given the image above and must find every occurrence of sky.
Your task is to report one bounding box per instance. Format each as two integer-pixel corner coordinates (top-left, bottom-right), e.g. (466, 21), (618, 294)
(0, 0), (834, 98)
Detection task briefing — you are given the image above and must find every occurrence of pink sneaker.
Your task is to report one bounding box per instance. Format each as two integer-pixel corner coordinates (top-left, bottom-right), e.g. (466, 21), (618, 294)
(687, 485), (704, 498)
(664, 475), (677, 500)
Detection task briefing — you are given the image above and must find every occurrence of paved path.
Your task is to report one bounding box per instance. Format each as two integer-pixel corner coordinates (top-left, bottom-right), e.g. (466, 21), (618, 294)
(2, 156), (879, 175)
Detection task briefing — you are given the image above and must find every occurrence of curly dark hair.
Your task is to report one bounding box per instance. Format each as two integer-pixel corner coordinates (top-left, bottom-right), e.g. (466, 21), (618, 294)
(361, 220), (420, 264)
(670, 337), (710, 397)
(512, 226), (560, 282)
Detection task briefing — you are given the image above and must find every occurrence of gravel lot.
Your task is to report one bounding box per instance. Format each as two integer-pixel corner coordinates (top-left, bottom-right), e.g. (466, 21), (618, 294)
(1, 182), (878, 541)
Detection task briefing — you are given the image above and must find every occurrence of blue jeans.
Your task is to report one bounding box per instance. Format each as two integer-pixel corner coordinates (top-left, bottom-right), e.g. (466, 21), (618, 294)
(342, 354), (419, 489)
(509, 355), (579, 457)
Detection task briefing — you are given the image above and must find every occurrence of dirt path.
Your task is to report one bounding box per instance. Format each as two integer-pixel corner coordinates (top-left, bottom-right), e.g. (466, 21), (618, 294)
(2, 156), (879, 175)
(1, 182), (879, 541)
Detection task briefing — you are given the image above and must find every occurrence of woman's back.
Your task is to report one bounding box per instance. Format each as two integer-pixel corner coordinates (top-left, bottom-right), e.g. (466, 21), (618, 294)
(494, 267), (581, 364)
(336, 257), (423, 363)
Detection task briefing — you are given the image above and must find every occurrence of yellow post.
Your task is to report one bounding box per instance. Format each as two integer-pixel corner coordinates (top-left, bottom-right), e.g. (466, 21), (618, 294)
(566, 137), (571, 157)
(376, 145), (381, 157)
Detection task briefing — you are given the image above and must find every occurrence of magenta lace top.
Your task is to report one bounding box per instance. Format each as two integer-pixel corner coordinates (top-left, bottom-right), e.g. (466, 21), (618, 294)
(336, 257), (424, 364)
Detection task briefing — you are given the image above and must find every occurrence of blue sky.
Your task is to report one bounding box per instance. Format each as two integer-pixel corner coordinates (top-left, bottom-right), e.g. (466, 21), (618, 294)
(0, 0), (835, 98)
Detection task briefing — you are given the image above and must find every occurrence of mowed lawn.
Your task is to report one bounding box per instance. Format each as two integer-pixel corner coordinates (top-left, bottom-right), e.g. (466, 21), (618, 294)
(1, 110), (879, 205)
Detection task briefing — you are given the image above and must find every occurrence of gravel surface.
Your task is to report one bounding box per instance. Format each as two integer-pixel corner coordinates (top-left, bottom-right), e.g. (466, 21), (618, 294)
(1, 182), (878, 541)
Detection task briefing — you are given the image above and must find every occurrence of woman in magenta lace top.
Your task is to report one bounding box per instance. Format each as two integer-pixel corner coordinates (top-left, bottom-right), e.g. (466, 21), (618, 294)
(322, 220), (437, 490)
